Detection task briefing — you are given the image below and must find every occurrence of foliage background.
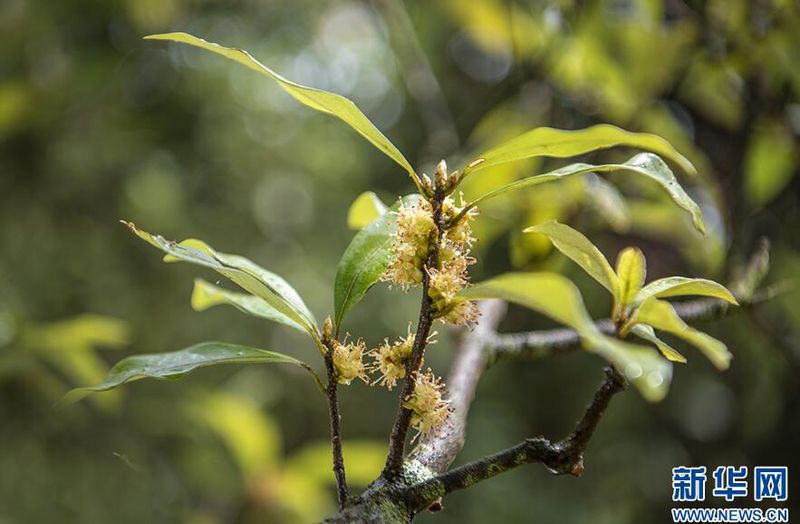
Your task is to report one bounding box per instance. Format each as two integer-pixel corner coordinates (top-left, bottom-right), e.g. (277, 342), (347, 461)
(0, 0), (798, 522)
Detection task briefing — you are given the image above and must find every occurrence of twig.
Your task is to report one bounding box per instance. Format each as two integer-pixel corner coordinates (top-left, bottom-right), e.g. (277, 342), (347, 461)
(412, 300), (507, 475)
(323, 343), (348, 509)
(404, 367), (626, 513)
(383, 186), (446, 478)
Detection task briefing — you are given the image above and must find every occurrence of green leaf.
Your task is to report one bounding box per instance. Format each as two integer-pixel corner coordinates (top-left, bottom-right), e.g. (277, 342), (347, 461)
(145, 33), (420, 188)
(471, 153), (705, 233)
(615, 247), (646, 306)
(584, 174), (632, 232)
(124, 222), (318, 335)
(462, 124), (697, 178)
(458, 272), (671, 401)
(192, 279), (305, 333)
(635, 277), (738, 305)
(333, 194), (421, 331)
(633, 298), (731, 370)
(744, 119), (797, 207)
(285, 440), (386, 487)
(524, 221), (618, 294)
(66, 342), (321, 401)
(630, 324), (686, 363)
(347, 191), (388, 230)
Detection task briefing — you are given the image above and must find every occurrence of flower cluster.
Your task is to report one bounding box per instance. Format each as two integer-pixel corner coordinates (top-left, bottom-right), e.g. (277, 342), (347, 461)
(403, 369), (451, 437)
(331, 338), (368, 385)
(427, 194), (479, 326)
(382, 198), (435, 290)
(370, 329), (414, 390)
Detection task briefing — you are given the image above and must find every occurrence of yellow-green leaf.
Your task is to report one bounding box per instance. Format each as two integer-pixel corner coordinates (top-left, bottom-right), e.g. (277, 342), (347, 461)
(145, 32), (419, 188)
(615, 247), (646, 306)
(469, 153), (705, 234)
(630, 324), (686, 363)
(124, 222), (318, 335)
(524, 221), (618, 293)
(458, 272), (671, 401)
(192, 279), (305, 333)
(635, 277), (738, 305)
(744, 119), (797, 207)
(462, 124), (697, 178)
(285, 440), (386, 487)
(347, 191), (388, 230)
(633, 298), (731, 370)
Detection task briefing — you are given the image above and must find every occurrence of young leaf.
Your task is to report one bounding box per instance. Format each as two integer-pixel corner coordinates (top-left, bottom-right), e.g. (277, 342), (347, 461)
(124, 222), (318, 335)
(635, 277), (738, 305)
(457, 272), (671, 401)
(462, 124), (697, 178)
(630, 324), (686, 363)
(524, 221), (618, 294)
(145, 33), (420, 188)
(347, 191), (388, 230)
(333, 194), (421, 331)
(192, 279), (305, 333)
(615, 247), (646, 307)
(66, 342), (322, 402)
(633, 298), (732, 370)
(467, 153), (705, 234)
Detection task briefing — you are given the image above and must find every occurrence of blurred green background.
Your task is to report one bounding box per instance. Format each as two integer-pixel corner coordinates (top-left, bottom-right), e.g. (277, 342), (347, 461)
(1, 0), (798, 522)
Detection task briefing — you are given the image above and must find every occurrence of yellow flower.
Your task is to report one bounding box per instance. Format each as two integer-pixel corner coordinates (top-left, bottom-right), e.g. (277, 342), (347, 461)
(383, 199), (436, 290)
(403, 369), (451, 436)
(443, 194), (477, 249)
(332, 338), (368, 385)
(371, 332), (414, 390)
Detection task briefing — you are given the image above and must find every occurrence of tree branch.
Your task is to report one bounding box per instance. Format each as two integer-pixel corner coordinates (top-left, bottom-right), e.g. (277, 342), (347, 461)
(411, 300), (507, 476)
(487, 294), (769, 364)
(404, 367), (626, 512)
(383, 186), (446, 478)
(323, 344), (348, 509)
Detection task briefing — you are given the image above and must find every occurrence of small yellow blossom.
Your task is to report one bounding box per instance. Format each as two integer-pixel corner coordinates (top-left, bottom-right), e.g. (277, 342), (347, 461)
(404, 369), (451, 436)
(332, 338), (368, 385)
(442, 194), (477, 249)
(371, 331), (414, 390)
(383, 199), (436, 290)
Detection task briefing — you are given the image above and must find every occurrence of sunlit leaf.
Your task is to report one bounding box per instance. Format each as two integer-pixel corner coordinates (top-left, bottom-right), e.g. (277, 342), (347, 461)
(347, 191), (388, 230)
(615, 247), (646, 306)
(632, 298), (731, 370)
(744, 119), (797, 206)
(630, 324), (686, 363)
(462, 124), (697, 178)
(333, 194), (421, 331)
(124, 222), (318, 335)
(191, 279), (305, 332)
(524, 221), (618, 293)
(458, 272), (671, 401)
(67, 342), (321, 401)
(285, 440), (386, 487)
(471, 153), (705, 233)
(635, 277), (738, 305)
(145, 33), (420, 188)
(185, 391), (282, 477)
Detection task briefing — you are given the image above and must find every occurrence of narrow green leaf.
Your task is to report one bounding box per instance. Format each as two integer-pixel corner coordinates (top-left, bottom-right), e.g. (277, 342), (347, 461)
(471, 153), (705, 233)
(615, 247), (646, 306)
(458, 272), (671, 401)
(462, 124), (697, 178)
(192, 279), (305, 332)
(630, 324), (686, 363)
(524, 221), (618, 294)
(145, 33), (420, 188)
(124, 222), (318, 335)
(347, 191), (388, 230)
(635, 277), (738, 305)
(633, 298), (732, 370)
(333, 195), (421, 331)
(66, 342), (321, 401)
